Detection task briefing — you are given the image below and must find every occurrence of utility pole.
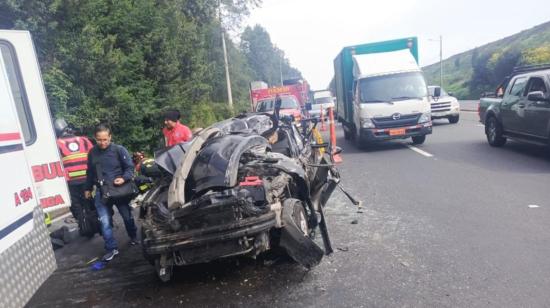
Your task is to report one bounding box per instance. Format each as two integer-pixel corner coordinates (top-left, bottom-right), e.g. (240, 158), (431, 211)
(429, 36), (444, 87)
(279, 54), (283, 86)
(219, 1), (233, 109)
(439, 35), (443, 88)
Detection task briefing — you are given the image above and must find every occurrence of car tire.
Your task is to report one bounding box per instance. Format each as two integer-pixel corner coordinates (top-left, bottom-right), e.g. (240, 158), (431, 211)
(412, 135), (426, 145)
(448, 115), (459, 124)
(280, 198), (323, 268)
(486, 117), (507, 147)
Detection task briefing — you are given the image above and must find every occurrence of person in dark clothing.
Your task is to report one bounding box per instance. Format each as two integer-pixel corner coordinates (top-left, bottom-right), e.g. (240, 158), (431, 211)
(84, 124), (137, 261)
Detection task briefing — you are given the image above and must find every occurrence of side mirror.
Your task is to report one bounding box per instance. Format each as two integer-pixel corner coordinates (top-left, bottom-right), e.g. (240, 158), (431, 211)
(305, 102), (312, 111)
(433, 86), (441, 97)
(527, 91), (548, 102)
(448, 92), (454, 97)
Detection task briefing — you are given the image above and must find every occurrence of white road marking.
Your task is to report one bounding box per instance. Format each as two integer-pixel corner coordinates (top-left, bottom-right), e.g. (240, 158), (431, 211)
(476, 124), (485, 127)
(528, 205), (540, 209)
(406, 145), (434, 157)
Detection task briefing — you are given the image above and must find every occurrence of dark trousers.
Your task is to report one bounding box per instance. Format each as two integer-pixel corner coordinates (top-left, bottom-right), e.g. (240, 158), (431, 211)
(68, 184), (88, 220)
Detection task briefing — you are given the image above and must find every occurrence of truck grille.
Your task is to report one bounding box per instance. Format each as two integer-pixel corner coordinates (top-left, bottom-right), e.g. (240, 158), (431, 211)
(372, 114), (420, 128)
(431, 102), (451, 113)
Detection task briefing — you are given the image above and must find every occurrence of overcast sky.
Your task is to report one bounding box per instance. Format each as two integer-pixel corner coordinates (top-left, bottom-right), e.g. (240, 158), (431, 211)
(246, 0), (550, 89)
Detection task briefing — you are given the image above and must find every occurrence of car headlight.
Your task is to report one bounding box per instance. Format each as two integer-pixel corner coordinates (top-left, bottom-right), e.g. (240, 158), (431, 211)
(361, 118), (375, 128)
(418, 112), (431, 123)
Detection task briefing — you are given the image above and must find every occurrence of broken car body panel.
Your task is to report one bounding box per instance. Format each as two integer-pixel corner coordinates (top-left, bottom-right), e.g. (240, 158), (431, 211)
(141, 113), (341, 281)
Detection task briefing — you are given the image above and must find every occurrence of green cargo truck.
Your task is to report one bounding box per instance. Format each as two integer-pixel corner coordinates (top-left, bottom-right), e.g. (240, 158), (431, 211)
(333, 37), (432, 147)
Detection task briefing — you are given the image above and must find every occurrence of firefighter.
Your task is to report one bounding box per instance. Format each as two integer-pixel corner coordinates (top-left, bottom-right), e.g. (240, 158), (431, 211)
(54, 118), (94, 222)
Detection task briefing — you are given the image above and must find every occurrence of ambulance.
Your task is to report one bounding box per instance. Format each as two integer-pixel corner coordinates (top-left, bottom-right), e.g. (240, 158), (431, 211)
(1, 30), (71, 307)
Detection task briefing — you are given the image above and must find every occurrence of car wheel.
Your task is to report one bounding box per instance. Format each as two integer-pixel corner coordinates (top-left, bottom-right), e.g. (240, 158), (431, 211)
(280, 199), (324, 268)
(486, 117), (506, 147)
(412, 135), (426, 145)
(448, 115), (459, 124)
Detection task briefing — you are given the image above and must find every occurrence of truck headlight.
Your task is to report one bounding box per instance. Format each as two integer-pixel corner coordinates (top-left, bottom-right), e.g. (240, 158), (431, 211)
(361, 118), (375, 128)
(418, 112), (431, 124)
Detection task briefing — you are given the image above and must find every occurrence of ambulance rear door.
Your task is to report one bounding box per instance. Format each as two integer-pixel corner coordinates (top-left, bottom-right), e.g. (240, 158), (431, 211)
(0, 30), (70, 213)
(0, 36), (57, 308)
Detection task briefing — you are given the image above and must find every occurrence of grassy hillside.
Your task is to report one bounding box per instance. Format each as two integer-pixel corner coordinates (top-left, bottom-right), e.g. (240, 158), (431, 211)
(423, 21), (550, 99)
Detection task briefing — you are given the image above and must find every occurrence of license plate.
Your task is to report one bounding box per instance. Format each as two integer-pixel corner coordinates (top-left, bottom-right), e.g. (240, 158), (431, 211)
(389, 128), (406, 136)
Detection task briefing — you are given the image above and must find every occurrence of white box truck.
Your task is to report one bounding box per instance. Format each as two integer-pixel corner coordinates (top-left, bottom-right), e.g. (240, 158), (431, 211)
(334, 37), (432, 147)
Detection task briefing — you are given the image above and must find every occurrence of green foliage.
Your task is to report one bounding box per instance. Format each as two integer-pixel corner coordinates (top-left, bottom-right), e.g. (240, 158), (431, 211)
(241, 25), (302, 86)
(424, 21), (550, 99)
(521, 44), (550, 65)
(1, 0), (299, 154)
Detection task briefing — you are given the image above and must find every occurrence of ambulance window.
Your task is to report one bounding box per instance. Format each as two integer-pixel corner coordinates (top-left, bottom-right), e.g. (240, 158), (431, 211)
(0, 41), (36, 145)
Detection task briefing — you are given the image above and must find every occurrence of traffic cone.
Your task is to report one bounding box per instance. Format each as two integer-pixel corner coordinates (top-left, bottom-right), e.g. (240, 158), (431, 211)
(320, 104), (327, 131)
(328, 107), (342, 164)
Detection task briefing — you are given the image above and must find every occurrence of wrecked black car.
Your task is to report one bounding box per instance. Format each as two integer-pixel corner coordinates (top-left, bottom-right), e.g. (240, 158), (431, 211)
(138, 111), (344, 281)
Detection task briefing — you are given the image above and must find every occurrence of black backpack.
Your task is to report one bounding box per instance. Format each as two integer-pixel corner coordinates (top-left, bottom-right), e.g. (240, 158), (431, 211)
(78, 199), (100, 238)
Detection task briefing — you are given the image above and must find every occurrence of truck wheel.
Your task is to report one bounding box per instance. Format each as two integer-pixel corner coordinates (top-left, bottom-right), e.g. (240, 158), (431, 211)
(486, 117), (506, 147)
(343, 128), (351, 140)
(354, 132), (366, 149)
(448, 115), (459, 124)
(412, 135), (426, 145)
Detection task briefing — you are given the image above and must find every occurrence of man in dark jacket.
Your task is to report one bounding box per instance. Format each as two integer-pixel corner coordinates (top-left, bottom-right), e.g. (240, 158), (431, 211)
(84, 124), (137, 261)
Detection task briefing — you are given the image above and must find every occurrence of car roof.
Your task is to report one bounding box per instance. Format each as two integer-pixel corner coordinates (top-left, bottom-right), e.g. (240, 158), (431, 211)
(514, 69), (550, 79)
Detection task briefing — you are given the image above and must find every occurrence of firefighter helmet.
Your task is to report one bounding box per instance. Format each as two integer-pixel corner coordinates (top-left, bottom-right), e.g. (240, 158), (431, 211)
(53, 118), (69, 137)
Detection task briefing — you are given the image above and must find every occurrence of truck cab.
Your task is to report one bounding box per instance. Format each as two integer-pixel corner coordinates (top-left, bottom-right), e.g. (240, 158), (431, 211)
(334, 38), (432, 148)
(310, 90), (335, 119)
(255, 95), (303, 123)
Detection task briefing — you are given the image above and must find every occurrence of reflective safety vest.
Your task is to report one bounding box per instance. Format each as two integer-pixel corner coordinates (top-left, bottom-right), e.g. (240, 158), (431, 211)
(56, 135), (93, 185)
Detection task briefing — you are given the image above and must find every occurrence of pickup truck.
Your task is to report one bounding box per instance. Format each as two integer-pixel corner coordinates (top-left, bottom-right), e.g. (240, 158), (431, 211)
(482, 66), (550, 147)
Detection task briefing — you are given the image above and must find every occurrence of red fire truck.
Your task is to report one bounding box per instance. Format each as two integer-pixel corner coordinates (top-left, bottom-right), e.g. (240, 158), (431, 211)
(249, 79), (310, 112)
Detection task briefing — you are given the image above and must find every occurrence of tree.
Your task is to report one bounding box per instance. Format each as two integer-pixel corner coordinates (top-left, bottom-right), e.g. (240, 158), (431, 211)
(240, 25), (302, 86)
(0, 0), (298, 153)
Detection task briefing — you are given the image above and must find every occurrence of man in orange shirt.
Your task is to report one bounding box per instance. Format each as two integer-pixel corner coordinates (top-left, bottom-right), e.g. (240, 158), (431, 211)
(162, 109), (192, 147)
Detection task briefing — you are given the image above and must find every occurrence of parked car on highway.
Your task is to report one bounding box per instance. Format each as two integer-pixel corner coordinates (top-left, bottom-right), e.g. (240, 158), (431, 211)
(482, 65), (550, 147)
(428, 86), (460, 123)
